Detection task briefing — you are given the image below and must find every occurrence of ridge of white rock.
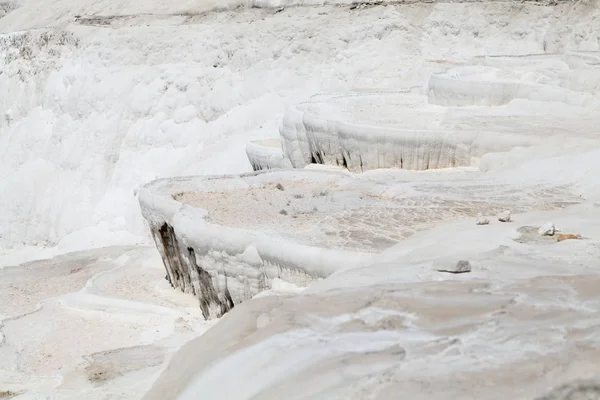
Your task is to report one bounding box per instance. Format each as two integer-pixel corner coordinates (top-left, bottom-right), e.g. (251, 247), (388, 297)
(139, 152), (587, 319)
(279, 94), (469, 171)
(245, 139), (291, 171)
(139, 170), (379, 319)
(278, 90), (537, 172)
(274, 52), (600, 172)
(427, 63), (600, 107)
(0, 0), (577, 33)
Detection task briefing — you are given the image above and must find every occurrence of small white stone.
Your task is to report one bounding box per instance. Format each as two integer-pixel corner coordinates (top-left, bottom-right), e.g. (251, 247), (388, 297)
(538, 222), (556, 236)
(476, 214), (490, 225)
(498, 210), (512, 222)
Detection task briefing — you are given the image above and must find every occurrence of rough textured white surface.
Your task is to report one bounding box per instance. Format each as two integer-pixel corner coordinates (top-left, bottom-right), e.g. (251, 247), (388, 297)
(2, 0), (600, 399)
(0, 246), (212, 399)
(139, 170), (377, 318)
(142, 44), (600, 398)
(3, 0), (600, 250)
(279, 66), (600, 171)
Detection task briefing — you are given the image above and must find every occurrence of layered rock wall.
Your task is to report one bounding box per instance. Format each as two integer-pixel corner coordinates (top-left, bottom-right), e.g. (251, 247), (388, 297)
(280, 104), (468, 171)
(139, 172), (374, 319)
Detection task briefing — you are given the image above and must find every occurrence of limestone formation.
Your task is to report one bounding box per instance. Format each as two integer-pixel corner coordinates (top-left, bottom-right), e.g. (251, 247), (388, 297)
(140, 169), (580, 319)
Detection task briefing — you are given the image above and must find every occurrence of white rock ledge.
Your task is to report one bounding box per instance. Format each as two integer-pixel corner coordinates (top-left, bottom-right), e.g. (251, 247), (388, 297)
(139, 166), (581, 319)
(139, 170), (376, 319)
(278, 91), (550, 172)
(428, 64), (599, 107)
(280, 95), (469, 172)
(245, 139), (292, 171)
(276, 54), (600, 174)
(281, 110), (463, 171)
(282, 102), (452, 172)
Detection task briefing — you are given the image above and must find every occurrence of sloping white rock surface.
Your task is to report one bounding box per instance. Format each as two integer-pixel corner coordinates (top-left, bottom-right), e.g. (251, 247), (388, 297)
(145, 198), (600, 400)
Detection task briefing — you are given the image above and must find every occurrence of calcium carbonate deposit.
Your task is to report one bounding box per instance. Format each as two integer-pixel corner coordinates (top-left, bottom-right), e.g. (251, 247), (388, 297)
(1, 0), (600, 399)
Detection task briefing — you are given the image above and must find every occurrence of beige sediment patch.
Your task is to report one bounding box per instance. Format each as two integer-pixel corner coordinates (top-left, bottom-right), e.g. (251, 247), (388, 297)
(0, 246), (208, 398)
(84, 345), (166, 385)
(174, 180), (579, 252)
(514, 226), (557, 245)
(514, 227), (586, 246)
(556, 233), (582, 242)
(174, 180), (340, 235)
(0, 246), (138, 316)
(86, 251), (200, 309)
(0, 391), (20, 399)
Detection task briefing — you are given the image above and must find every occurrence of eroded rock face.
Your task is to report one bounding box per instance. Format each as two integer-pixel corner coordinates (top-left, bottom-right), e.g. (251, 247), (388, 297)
(280, 103), (469, 172)
(138, 171), (385, 319)
(151, 222), (234, 319)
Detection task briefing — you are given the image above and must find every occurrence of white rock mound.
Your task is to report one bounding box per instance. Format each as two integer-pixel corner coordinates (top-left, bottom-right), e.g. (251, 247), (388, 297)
(476, 214), (490, 225)
(538, 222), (556, 236)
(498, 210), (512, 222)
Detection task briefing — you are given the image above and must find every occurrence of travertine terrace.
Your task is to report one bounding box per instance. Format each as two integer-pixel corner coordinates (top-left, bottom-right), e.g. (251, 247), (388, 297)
(2, 0), (600, 398)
